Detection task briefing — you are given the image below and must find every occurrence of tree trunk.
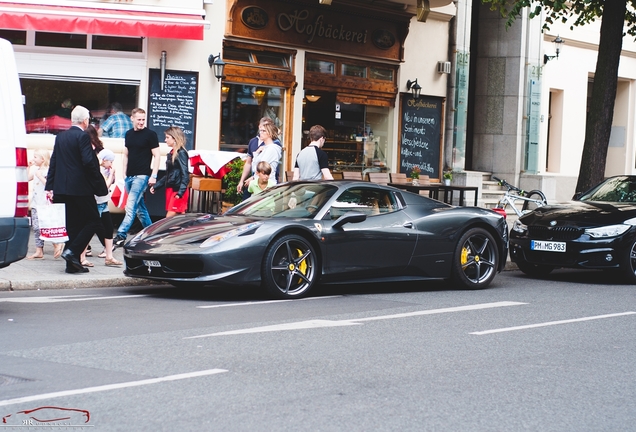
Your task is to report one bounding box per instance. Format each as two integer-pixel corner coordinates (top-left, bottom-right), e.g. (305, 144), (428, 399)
(575, 0), (627, 194)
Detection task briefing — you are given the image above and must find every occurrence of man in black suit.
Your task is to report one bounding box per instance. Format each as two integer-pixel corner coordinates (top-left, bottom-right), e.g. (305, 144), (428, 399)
(45, 105), (108, 273)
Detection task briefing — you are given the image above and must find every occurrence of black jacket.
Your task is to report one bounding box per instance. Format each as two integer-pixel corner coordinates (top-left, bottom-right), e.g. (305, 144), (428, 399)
(154, 147), (189, 196)
(45, 126), (108, 197)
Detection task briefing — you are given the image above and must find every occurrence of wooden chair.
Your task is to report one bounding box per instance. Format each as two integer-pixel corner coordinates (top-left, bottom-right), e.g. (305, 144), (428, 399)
(342, 171), (363, 180)
(389, 172), (408, 184)
(189, 177), (222, 214)
(331, 171), (344, 180)
(286, 170), (295, 182)
(367, 172), (390, 185)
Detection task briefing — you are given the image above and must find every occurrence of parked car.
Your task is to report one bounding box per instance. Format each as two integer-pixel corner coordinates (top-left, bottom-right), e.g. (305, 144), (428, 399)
(123, 181), (508, 298)
(0, 38), (30, 268)
(510, 175), (636, 281)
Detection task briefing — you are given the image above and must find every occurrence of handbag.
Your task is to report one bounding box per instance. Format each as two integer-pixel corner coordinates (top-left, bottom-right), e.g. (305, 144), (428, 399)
(38, 202), (69, 242)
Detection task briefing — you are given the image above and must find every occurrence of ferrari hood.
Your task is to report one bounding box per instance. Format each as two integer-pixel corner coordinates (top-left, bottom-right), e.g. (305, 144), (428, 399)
(130, 214), (263, 246)
(521, 201), (636, 226)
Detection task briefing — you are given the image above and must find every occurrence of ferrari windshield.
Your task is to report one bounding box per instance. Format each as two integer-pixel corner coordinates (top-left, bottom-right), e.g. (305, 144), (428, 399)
(227, 182), (338, 218)
(578, 176), (636, 203)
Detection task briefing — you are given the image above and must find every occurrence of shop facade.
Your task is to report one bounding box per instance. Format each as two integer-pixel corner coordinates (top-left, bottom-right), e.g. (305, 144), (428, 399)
(2, 0), (455, 184)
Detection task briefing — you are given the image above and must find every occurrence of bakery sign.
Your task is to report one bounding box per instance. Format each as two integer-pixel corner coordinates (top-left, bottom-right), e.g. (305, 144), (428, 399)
(230, 0), (409, 61)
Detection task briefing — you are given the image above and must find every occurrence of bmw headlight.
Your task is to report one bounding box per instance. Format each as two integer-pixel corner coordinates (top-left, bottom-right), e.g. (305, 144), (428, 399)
(512, 219), (527, 234)
(200, 222), (263, 248)
(585, 224), (630, 238)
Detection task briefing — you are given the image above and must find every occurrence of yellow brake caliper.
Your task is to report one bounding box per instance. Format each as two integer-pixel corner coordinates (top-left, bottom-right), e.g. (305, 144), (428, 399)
(461, 246), (470, 266)
(296, 248), (307, 282)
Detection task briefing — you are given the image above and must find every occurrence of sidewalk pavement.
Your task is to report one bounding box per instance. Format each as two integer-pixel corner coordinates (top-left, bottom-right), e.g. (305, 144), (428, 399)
(0, 234), (151, 291)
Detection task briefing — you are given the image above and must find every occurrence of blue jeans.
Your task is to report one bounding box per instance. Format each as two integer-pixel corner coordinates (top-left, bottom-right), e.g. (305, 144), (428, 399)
(117, 175), (152, 237)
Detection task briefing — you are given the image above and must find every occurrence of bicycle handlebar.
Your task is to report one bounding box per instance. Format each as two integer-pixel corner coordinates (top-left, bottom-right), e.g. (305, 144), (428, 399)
(492, 176), (524, 194)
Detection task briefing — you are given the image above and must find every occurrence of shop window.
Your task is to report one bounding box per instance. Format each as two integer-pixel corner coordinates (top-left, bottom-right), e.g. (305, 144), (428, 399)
(0, 29), (26, 45)
(21, 78), (138, 134)
(306, 59), (335, 74)
(303, 93), (389, 174)
(342, 64), (366, 78)
(220, 84), (284, 151)
(92, 35), (143, 52)
(35, 32), (87, 49)
(224, 47), (290, 71)
(369, 67), (393, 81)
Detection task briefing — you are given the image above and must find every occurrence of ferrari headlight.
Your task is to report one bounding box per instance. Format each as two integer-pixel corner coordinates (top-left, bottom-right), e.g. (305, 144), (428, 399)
(200, 222), (262, 248)
(512, 219), (527, 234)
(585, 224), (630, 238)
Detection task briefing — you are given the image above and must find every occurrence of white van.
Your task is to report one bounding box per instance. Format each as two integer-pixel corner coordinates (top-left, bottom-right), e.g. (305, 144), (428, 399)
(0, 38), (30, 268)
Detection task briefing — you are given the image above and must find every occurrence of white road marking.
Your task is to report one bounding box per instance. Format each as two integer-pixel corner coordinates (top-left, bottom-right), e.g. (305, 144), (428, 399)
(186, 301), (526, 339)
(196, 295), (342, 309)
(0, 295), (147, 303)
(0, 369), (228, 408)
(470, 311), (636, 335)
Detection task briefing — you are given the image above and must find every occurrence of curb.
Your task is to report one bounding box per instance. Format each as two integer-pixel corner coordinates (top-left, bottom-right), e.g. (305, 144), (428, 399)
(0, 276), (156, 291)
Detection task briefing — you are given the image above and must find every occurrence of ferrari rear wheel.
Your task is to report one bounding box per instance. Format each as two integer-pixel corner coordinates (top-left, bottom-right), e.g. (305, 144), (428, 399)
(262, 234), (318, 299)
(450, 228), (498, 290)
(620, 240), (636, 283)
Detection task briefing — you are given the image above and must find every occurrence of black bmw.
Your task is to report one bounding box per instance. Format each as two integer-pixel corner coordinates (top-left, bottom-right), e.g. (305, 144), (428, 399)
(124, 180), (508, 298)
(510, 175), (636, 282)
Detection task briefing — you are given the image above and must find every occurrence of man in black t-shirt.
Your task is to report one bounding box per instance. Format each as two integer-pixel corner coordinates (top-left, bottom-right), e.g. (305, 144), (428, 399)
(113, 108), (160, 248)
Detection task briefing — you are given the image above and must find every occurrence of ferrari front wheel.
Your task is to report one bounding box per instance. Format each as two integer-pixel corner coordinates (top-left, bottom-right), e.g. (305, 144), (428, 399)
(450, 228), (498, 290)
(262, 234), (318, 299)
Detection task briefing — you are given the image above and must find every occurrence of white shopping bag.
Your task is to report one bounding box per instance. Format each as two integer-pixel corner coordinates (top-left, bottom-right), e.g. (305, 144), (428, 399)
(38, 203), (69, 242)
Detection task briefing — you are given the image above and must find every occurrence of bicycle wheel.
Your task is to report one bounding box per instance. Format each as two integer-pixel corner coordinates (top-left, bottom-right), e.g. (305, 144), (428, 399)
(521, 190), (547, 213)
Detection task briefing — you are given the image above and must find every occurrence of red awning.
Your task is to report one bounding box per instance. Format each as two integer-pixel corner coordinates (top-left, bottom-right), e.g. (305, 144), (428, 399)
(0, 3), (207, 40)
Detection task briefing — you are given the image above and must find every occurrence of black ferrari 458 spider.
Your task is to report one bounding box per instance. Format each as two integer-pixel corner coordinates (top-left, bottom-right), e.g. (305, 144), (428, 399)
(510, 175), (636, 281)
(124, 180), (508, 298)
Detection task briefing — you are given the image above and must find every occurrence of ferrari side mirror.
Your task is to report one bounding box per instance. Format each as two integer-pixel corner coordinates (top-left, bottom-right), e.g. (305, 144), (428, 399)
(333, 211), (367, 229)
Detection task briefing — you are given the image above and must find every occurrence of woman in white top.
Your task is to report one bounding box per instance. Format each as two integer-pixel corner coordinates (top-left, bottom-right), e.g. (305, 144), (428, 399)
(249, 121), (282, 191)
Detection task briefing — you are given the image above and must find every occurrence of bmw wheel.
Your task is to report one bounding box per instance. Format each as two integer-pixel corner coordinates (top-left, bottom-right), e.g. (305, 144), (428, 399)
(450, 228), (498, 290)
(620, 240), (636, 283)
(262, 234), (318, 299)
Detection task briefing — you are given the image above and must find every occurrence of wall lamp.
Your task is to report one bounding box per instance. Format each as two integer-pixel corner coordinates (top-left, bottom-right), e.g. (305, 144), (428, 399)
(406, 79), (421, 98)
(543, 35), (564, 64)
(208, 53), (226, 81)
(160, 50), (167, 91)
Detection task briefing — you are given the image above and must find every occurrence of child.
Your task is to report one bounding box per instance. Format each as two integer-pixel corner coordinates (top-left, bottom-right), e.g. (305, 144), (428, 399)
(248, 161), (276, 195)
(96, 149), (121, 266)
(27, 149), (64, 259)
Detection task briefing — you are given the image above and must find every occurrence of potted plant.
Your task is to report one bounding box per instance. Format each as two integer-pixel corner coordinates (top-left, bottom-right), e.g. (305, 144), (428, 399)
(410, 166), (421, 185)
(221, 158), (245, 212)
(443, 170), (453, 186)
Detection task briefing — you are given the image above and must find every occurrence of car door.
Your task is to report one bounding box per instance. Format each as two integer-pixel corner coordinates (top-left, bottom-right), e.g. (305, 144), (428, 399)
(319, 186), (417, 279)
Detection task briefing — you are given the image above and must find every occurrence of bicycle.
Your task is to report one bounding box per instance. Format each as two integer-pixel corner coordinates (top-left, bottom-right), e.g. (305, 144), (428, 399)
(492, 176), (547, 218)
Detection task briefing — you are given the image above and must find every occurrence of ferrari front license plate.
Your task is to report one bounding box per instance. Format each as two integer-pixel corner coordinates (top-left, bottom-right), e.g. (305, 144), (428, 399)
(143, 260), (161, 267)
(531, 240), (566, 252)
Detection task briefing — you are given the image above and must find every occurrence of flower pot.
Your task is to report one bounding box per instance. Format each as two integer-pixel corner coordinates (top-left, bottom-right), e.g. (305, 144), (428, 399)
(411, 178), (419, 186)
(443, 179), (451, 186)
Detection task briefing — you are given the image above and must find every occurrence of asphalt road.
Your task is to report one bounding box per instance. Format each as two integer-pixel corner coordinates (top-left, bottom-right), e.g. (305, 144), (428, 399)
(1, 270), (635, 431)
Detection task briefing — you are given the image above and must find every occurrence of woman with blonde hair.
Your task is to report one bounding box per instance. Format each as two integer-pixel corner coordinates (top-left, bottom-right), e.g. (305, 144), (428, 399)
(248, 120), (282, 190)
(150, 126), (190, 217)
(27, 149), (64, 259)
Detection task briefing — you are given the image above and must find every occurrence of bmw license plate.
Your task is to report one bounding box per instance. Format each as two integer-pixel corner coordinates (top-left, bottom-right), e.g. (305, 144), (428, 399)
(143, 260), (161, 267)
(531, 240), (566, 252)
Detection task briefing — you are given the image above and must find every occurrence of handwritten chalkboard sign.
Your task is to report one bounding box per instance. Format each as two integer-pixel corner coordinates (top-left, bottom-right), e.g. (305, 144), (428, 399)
(147, 69), (198, 150)
(398, 95), (443, 179)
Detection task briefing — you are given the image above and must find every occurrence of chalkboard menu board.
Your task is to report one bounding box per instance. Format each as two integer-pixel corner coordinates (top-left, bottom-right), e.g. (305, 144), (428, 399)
(398, 95), (443, 179)
(147, 69), (198, 150)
